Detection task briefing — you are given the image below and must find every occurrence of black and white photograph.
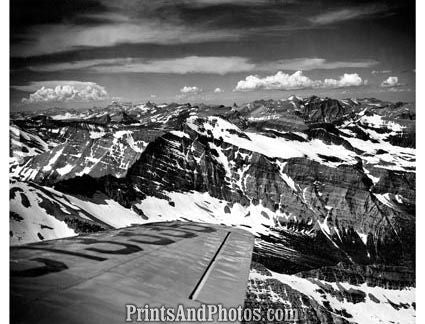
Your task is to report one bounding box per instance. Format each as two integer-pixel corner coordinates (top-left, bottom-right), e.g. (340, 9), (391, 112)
(8, 0), (417, 323)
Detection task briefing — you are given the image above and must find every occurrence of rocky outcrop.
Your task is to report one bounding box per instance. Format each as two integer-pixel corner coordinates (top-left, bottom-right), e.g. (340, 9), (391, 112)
(12, 128), (146, 184)
(302, 96), (351, 123)
(296, 262), (415, 289)
(243, 261), (415, 324)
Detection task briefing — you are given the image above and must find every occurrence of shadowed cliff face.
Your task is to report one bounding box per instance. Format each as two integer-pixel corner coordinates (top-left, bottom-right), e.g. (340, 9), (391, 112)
(10, 97), (415, 322)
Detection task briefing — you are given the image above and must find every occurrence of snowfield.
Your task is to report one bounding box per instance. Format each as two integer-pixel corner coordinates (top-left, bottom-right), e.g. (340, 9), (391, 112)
(187, 115), (414, 171)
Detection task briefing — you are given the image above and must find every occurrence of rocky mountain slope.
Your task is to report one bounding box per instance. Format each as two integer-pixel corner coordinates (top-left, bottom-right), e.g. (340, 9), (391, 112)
(10, 96), (415, 323)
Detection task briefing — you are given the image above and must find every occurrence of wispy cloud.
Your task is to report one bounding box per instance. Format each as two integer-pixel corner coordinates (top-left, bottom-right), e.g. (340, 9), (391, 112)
(12, 22), (239, 57)
(372, 70), (391, 74)
(29, 57), (254, 74)
(10, 0), (308, 58)
(29, 56), (378, 74)
(263, 58), (378, 71)
(182, 0), (297, 6)
(234, 71), (366, 91)
(92, 57), (255, 75)
(387, 87), (411, 92)
(309, 5), (389, 25)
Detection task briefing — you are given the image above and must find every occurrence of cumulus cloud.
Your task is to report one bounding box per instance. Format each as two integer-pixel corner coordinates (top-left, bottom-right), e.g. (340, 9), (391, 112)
(322, 73), (365, 88)
(214, 88), (224, 93)
(19, 81), (108, 104)
(234, 71), (366, 91)
(180, 86), (202, 94)
(235, 71), (317, 91)
(111, 96), (123, 103)
(380, 76), (401, 88)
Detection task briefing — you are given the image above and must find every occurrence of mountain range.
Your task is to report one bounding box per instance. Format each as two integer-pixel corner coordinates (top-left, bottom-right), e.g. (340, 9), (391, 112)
(10, 95), (415, 323)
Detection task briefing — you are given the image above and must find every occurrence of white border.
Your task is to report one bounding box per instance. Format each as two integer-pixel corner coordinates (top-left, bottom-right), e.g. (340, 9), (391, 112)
(2, 1), (421, 323)
(0, 0), (9, 321)
(415, 1), (423, 322)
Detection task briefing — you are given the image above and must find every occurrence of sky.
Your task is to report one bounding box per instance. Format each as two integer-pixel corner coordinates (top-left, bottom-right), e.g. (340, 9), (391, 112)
(10, 0), (415, 111)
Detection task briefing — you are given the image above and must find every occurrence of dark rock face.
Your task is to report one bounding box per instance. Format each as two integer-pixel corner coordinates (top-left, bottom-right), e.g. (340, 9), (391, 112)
(127, 132), (230, 198)
(9, 124), (49, 163)
(302, 96), (350, 123)
(244, 261), (415, 324)
(244, 263), (355, 324)
(296, 262), (415, 289)
(387, 132), (416, 148)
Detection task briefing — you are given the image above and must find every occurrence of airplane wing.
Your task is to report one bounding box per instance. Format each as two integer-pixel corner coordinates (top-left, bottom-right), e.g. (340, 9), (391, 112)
(10, 221), (255, 324)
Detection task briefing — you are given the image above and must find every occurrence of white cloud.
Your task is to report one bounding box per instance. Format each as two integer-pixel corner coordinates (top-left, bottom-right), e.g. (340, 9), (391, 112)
(30, 57), (254, 75)
(30, 56), (377, 75)
(322, 73), (365, 88)
(214, 88), (224, 93)
(19, 81), (108, 104)
(372, 70), (391, 74)
(380, 76), (401, 88)
(185, 0), (293, 6)
(309, 5), (388, 25)
(234, 71), (366, 91)
(378, 87), (411, 93)
(262, 58), (377, 71)
(12, 22), (239, 57)
(93, 56), (255, 75)
(180, 86), (202, 94)
(387, 87), (411, 92)
(29, 59), (120, 72)
(235, 71), (317, 91)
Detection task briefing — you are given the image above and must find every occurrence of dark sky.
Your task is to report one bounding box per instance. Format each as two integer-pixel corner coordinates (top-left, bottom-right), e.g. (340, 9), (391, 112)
(10, 0), (415, 110)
